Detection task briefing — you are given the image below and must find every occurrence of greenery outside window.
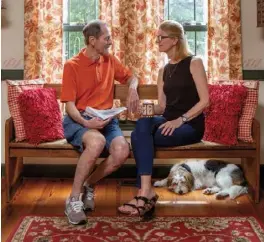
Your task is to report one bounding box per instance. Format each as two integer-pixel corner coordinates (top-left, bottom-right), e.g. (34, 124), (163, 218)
(164, 0), (208, 66)
(63, 0), (98, 62)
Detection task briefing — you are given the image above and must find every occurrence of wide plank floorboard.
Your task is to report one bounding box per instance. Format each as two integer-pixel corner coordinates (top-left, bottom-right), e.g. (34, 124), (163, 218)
(2, 178), (264, 241)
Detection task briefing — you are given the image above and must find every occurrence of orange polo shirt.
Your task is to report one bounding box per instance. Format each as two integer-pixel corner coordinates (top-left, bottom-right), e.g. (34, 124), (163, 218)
(61, 48), (132, 111)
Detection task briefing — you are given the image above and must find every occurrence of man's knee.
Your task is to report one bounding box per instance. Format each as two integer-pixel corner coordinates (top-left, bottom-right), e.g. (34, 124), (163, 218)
(110, 139), (130, 165)
(83, 131), (106, 157)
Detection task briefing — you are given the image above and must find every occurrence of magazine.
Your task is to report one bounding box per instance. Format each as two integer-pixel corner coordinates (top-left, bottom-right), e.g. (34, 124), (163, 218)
(85, 106), (127, 120)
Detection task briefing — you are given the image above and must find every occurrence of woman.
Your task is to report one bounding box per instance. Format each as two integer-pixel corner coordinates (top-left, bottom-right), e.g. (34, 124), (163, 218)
(118, 20), (209, 217)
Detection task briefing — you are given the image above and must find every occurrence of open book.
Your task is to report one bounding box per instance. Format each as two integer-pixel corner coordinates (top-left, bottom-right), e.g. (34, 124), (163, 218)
(85, 106), (127, 120)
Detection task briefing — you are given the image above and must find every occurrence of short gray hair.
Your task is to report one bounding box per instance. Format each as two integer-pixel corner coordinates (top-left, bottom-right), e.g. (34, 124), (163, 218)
(82, 20), (106, 45)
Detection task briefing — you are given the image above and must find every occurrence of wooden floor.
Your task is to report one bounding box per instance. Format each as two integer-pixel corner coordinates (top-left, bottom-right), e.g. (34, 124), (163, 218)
(2, 178), (264, 241)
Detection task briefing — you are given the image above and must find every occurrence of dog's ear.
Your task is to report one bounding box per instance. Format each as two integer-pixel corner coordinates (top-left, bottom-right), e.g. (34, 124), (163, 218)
(184, 172), (194, 190)
(167, 172), (173, 187)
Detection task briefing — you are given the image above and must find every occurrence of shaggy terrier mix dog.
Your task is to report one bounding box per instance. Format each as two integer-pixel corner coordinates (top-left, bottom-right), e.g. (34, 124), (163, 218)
(154, 159), (247, 199)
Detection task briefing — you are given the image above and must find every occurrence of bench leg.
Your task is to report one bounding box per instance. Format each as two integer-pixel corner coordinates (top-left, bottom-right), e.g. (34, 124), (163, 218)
(5, 157), (23, 202)
(241, 157), (260, 203)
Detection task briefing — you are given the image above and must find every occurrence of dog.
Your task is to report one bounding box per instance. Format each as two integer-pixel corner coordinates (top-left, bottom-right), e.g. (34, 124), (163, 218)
(154, 159), (248, 199)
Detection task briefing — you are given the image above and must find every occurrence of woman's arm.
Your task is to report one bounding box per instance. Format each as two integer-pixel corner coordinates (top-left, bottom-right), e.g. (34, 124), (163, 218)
(154, 67), (166, 115)
(183, 57), (209, 121)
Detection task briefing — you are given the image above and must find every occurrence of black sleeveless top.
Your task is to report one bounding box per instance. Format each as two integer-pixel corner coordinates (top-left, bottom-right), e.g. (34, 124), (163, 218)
(163, 56), (204, 132)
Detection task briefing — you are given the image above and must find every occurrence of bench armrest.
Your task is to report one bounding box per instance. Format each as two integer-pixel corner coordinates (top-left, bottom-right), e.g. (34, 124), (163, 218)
(5, 117), (15, 142)
(252, 118), (260, 145)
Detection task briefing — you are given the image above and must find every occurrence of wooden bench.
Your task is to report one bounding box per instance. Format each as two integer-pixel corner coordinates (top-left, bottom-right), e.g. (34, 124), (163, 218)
(5, 83), (261, 203)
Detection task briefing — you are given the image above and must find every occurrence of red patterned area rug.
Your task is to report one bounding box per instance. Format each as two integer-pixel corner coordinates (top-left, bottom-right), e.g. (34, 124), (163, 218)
(7, 216), (264, 242)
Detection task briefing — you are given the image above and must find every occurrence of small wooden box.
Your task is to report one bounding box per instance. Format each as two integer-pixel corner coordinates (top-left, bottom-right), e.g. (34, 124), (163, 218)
(142, 103), (154, 117)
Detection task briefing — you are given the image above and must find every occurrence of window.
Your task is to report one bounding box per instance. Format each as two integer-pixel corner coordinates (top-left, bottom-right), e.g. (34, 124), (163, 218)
(63, 0), (98, 62)
(165, 0), (208, 66)
(63, 0), (207, 65)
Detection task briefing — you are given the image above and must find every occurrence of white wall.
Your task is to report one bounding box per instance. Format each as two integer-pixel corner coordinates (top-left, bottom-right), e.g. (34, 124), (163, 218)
(1, 0), (264, 164)
(1, 0), (24, 164)
(241, 0), (264, 164)
(1, 0), (24, 70)
(241, 0), (264, 70)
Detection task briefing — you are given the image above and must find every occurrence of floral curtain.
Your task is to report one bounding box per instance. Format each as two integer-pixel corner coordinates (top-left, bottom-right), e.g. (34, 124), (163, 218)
(24, 0), (63, 83)
(100, 0), (164, 120)
(208, 0), (243, 82)
(100, 0), (165, 85)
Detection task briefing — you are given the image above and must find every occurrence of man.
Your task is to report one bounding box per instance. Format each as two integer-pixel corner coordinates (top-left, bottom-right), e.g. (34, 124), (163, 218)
(61, 20), (139, 225)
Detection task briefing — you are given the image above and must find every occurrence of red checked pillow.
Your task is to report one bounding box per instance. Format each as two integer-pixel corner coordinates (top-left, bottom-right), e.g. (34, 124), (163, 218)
(215, 80), (259, 143)
(203, 84), (247, 145)
(7, 79), (45, 141)
(18, 88), (64, 145)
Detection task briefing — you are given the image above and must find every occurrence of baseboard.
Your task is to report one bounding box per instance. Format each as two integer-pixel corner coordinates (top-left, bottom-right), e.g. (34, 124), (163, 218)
(1, 163), (264, 188)
(1, 69), (24, 80)
(243, 70), (264, 81)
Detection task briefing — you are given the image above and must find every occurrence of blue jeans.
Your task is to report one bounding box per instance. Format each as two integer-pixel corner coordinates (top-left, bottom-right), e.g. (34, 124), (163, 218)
(131, 117), (204, 188)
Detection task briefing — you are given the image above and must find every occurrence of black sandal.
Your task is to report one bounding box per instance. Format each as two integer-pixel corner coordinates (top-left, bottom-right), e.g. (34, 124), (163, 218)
(118, 196), (139, 214)
(132, 194), (159, 218)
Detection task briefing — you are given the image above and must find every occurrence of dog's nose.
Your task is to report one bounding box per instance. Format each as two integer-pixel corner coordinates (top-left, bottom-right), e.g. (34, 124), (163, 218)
(179, 190), (183, 195)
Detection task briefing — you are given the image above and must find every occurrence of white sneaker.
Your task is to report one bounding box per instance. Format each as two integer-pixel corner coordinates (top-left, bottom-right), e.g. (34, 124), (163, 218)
(83, 186), (95, 211)
(65, 194), (87, 225)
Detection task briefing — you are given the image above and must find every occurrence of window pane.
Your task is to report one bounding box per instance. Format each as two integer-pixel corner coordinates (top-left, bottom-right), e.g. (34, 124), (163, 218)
(195, 0), (207, 23)
(165, 0), (208, 68)
(63, 32), (85, 60)
(186, 31), (195, 54)
(64, 0), (98, 24)
(168, 0), (194, 22)
(63, 0), (98, 61)
(196, 31), (207, 65)
(166, 0), (207, 23)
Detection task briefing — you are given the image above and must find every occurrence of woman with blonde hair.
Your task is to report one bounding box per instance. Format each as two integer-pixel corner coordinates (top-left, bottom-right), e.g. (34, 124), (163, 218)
(118, 20), (209, 217)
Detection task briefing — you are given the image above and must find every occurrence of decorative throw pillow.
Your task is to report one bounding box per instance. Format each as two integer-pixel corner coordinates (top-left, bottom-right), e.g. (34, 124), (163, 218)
(7, 79), (45, 141)
(203, 84), (247, 145)
(18, 88), (64, 145)
(215, 80), (259, 143)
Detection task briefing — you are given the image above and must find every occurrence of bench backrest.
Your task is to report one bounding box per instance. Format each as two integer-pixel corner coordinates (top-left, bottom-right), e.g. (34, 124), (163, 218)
(44, 83), (158, 102)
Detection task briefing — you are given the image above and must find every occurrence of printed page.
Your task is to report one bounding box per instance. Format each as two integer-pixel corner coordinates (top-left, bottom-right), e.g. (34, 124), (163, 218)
(85, 107), (127, 120)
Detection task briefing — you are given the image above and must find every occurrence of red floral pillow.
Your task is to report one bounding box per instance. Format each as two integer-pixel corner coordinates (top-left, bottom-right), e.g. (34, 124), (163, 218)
(18, 88), (64, 145)
(203, 84), (247, 145)
(215, 80), (259, 143)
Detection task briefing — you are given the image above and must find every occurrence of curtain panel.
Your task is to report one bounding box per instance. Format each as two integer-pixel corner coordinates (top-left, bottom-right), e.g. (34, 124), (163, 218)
(100, 0), (165, 85)
(208, 0), (243, 82)
(24, 0), (63, 83)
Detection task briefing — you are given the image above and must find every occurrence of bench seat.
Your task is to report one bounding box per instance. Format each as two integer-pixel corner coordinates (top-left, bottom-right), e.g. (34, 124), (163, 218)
(9, 139), (256, 150)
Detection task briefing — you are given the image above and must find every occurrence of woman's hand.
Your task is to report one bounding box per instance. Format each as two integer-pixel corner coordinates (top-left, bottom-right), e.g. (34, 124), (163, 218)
(158, 118), (183, 136)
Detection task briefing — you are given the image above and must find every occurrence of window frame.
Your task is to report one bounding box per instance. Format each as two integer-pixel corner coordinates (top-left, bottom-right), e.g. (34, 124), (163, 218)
(63, 0), (208, 60)
(165, 0), (208, 56)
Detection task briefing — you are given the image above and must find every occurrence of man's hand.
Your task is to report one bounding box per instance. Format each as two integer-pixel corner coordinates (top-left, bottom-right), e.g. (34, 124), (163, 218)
(126, 88), (139, 113)
(159, 118), (183, 136)
(82, 117), (113, 129)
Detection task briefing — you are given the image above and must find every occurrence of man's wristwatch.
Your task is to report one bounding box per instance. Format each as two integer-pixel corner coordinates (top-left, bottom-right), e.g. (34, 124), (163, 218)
(181, 114), (188, 123)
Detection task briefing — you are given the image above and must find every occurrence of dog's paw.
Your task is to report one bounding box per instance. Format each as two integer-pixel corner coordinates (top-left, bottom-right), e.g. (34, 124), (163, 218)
(203, 188), (214, 195)
(194, 183), (203, 190)
(154, 181), (163, 187)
